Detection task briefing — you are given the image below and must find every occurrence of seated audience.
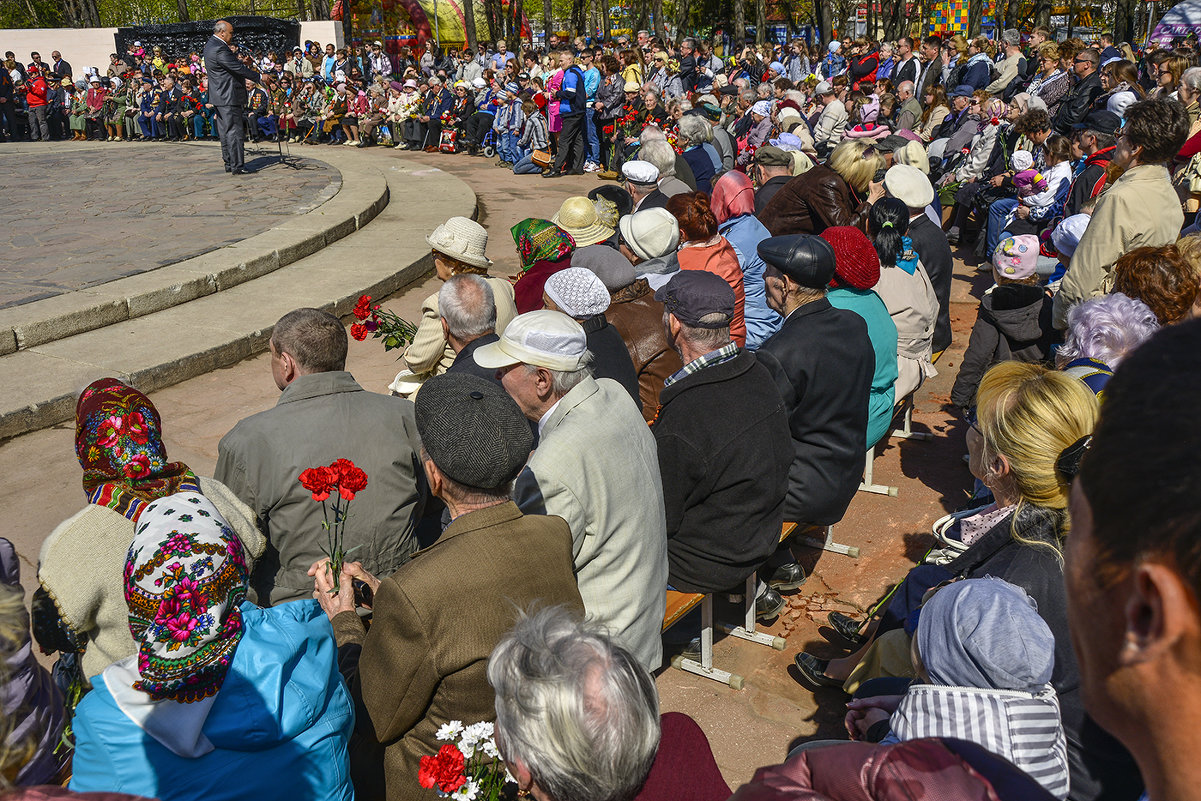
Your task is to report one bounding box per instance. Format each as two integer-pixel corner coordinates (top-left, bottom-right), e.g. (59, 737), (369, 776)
(665, 191), (747, 346)
(70, 492), (353, 801)
(710, 170), (782, 349)
(510, 218), (577, 313)
(475, 311), (668, 671)
(758, 140), (886, 237)
(1110, 244), (1200, 325)
(439, 273), (505, 383)
(37, 379), (262, 685)
(623, 160), (670, 211)
(1054, 292), (1159, 398)
(215, 308), (424, 606)
(312, 372), (584, 799)
(619, 207), (682, 288)
(751, 146), (796, 215)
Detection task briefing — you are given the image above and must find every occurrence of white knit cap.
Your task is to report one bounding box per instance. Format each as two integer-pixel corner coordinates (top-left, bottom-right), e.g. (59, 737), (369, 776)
(1011, 150), (1034, 172)
(545, 268), (611, 318)
(426, 216), (492, 269)
(618, 207), (681, 261)
(473, 310), (588, 371)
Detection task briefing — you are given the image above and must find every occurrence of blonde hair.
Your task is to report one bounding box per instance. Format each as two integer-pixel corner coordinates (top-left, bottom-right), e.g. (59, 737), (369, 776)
(976, 362), (1098, 549)
(828, 140), (885, 193)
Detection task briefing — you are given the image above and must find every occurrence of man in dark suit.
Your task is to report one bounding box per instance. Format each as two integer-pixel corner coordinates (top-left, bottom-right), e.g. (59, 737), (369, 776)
(312, 372), (583, 800)
(49, 51), (71, 81)
(203, 20), (267, 174)
(623, 160), (668, 211)
(440, 274), (505, 386)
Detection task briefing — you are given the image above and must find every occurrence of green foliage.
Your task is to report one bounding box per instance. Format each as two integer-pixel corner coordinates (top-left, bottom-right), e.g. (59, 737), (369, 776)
(0, 0), (68, 28)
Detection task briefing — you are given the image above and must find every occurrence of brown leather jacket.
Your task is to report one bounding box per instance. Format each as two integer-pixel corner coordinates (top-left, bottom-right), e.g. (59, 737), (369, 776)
(757, 163), (872, 237)
(604, 279), (683, 422)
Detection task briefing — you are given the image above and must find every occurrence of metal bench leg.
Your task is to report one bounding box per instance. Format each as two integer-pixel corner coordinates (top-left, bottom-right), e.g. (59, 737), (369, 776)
(891, 402), (933, 441)
(721, 574), (786, 651)
(671, 594), (745, 689)
(802, 524), (861, 559)
(859, 446), (898, 496)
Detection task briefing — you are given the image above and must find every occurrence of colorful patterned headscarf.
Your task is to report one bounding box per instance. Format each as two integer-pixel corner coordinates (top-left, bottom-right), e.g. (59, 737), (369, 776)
(510, 219), (576, 272)
(75, 378), (198, 522)
(125, 492), (248, 704)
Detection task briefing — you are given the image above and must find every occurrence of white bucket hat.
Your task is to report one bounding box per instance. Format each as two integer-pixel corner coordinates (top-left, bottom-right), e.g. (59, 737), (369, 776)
(550, 196), (615, 248)
(426, 216), (492, 269)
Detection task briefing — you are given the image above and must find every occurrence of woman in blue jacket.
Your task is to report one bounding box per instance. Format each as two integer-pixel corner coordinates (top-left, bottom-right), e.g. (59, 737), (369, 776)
(70, 491), (354, 801)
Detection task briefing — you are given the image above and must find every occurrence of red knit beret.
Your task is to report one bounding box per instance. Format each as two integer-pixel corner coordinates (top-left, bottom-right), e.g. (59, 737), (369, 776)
(820, 226), (881, 290)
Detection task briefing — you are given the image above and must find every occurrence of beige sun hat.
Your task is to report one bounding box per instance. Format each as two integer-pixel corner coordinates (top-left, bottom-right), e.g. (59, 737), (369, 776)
(425, 216), (492, 269)
(550, 197), (615, 249)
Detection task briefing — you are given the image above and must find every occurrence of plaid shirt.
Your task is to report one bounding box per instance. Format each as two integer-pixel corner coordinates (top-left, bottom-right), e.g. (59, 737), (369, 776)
(663, 341), (739, 389)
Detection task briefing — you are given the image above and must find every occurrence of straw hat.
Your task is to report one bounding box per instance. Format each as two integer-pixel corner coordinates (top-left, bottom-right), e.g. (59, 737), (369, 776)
(550, 197), (615, 248)
(426, 216), (492, 269)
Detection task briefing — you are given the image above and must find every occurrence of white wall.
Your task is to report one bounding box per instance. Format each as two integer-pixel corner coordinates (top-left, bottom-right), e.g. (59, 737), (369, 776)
(1, 20), (342, 76)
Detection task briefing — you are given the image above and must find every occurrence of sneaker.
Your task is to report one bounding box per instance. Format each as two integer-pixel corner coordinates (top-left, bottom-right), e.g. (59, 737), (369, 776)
(583, 161), (600, 172)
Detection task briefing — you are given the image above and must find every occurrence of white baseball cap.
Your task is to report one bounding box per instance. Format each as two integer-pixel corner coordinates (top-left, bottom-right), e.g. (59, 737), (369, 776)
(473, 310), (588, 371)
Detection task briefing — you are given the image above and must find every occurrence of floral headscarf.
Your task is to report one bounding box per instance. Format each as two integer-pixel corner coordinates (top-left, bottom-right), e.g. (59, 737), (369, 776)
(510, 219), (575, 272)
(75, 378), (198, 522)
(125, 492), (248, 703)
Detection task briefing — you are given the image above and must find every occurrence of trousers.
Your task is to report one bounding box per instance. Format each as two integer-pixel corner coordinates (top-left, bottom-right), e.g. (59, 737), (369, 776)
(554, 112), (587, 174)
(28, 105), (49, 140)
(214, 104), (246, 171)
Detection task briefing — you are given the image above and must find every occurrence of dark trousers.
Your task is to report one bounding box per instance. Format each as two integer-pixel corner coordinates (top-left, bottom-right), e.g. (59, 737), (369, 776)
(464, 111), (494, 146)
(554, 112), (586, 174)
(28, 105), (49, 140)
(0, 100), (15, 140)
(214, 104), (246, 171)
(403, 117), (426, 147)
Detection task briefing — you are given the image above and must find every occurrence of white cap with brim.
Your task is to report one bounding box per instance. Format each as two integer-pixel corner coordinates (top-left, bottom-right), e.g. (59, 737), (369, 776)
(622, 160), (659, 185)
(884, 164), (934, 209)
(473, 310), (588, 371)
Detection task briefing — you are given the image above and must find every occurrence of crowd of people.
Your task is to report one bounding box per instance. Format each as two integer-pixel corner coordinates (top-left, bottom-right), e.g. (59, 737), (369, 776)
(4, 19), (1201, 801)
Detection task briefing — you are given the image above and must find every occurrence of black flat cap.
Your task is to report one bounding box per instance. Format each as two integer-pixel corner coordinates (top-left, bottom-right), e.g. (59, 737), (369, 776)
(415, 373), (533, 491)
(757, 235), (837, 289)
(588, 184), (633, 220)
(654, 270), (735, 327)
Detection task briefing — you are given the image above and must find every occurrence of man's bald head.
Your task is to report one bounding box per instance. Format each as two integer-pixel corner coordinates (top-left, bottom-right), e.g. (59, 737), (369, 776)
(898, 80), (915, 99)
(214, 20), (233, 42)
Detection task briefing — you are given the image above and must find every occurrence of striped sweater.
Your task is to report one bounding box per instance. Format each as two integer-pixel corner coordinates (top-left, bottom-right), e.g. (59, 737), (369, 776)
(884, 683), (1070, 799)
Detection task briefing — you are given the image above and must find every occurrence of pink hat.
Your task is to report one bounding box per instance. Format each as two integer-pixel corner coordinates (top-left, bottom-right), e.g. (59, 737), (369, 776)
(993, 235), (1040, 280)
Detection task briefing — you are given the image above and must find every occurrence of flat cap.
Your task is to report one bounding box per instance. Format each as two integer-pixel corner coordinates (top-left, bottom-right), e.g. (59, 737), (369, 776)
(757, 235), (837, 289)
(754, 145), (793, 167)
(655, 270), (735, 328)
(415, 373), (533, 490)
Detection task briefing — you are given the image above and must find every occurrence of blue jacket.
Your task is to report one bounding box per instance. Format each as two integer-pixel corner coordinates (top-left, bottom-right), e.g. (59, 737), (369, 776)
(719, 214), (781, 350)
(556, 66), (587, 116)
(70, 600), (354, 801)
(827, 287), (899, 447)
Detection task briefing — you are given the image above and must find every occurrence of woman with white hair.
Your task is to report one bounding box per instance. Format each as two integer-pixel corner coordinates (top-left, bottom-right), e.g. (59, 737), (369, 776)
(676, 114), (721, 194)
(1055, 292), (1159, 397)
(489, 607), (730, 801)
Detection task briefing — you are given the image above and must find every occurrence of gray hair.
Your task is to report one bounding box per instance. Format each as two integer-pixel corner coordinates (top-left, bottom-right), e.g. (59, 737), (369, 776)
(527, 351), (595, 397)
(677, 114), (712, 144)
(897, 80), (915, 97)
(639, 139), (677, 177)
(213, 19), (231, 35)
(1183, 66), (1201, 93)
(669, 311), (731, 352)
(1056, 292), (1160, 370)
(439, 274), (496, 340)
(756, 82), (773, 99)
(488, 607), (660, 801)
(739, 89), (758, 105)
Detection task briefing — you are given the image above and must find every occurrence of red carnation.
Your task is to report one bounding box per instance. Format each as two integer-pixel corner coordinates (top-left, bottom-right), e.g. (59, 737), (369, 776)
(418, 744), (466, 793)
(332, 458), (368, 500)
(350, 323), (368, 341)
(299, 467), (335, 502)
(353, 295), (373, 321)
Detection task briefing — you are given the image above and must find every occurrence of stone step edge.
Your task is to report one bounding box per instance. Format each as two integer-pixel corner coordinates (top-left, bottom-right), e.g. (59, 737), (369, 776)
(0, 159), (387, 357)
(0, 160), (475, 442)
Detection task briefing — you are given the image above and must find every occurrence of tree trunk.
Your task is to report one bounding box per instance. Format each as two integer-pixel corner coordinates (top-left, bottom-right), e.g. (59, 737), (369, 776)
(176, 0), (189, 22)
(1113, 0), (1133, 43)
(653, 0), (665, 41)
(513, 0), (523, 43)
(544, 0), (553, 47)
(674, 0), (688, 42)
(571, 0), (585, 36)
(817, 0), (831, 48)
(754, 0), (765, 43)
(967, 0), (982, 36)
(1033, 0), (1051, 28)
(634, 0), (649, 35)
(732, 0), (745, 53)
(464, 0), (477, 51)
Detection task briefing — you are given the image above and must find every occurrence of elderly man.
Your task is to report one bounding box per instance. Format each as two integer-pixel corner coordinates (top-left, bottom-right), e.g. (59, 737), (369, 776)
(752, 146), (796, 214)
(624, 160), (670, 211)
(756, 235), (873, 533)
(313, 372), (583, 801)
(652, 270), (793, 615)
(203, 19), (269, 174)
(475, 311), (668, 671)
(895, 81), (922, 132)
(216, 308), (425, 605)
(986, 29), (1025, 95)
(1054, 98), (1188, 328)
(812, 81), (848, 155)
(640, 138), (692, 197)
(439, 273), (503, 383)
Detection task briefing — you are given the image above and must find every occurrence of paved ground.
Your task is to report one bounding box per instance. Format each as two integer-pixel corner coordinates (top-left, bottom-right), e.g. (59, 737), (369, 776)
(0, 145), (988, 790)
(0, 144), (339, 309)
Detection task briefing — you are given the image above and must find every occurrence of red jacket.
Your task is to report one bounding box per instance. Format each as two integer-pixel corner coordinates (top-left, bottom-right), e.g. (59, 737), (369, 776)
(25, 74), (48, 107)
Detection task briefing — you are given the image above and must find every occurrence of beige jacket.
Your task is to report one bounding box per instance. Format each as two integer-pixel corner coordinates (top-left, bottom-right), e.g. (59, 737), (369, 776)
(1053, 164), (1183, 328)
(38, 477), (264, 681)
(875, 261), (939, 400)
(403, 276), (518, 377)
(513, 376), (668, 671)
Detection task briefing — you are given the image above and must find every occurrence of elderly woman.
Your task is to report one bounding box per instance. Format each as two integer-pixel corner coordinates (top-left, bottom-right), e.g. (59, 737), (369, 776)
(511, 219), (577, 313)
(1112, 244), (1200, 325)
(1027, 42), (1070, 117)
(1055, 292), (1159, 397)
(736, 99), (774, 167)
(489, 607), (730, 801)
(68, 79), (88, 140)
(758, 139), (886, 237)
(867, 199), (938, 400)
(34, 379), (263, 689)
(676, 114), (721, 194)
(69, 493), (353, 800)
(711, 171), (781, 349)
(402, 217), (518, 381)
(665, 192), (747, 346)
(793, 361), (1139, 801)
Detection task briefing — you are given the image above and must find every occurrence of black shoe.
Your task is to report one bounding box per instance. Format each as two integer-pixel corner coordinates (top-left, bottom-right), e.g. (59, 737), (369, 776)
(768, 562), (807, 592)
(755, 587), (786, 623)
(793, 652), (844, 689)
(224, 165), (232, 173)
(827, 611), (866, 648)
(231, 167), (257, 175)
(541, 168), (562, 178)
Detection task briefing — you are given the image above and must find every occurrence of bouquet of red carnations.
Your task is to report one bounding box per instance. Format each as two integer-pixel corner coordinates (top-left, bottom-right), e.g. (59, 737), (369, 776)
(298, 458), (368, 592)
(350, 294), (418, 354)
